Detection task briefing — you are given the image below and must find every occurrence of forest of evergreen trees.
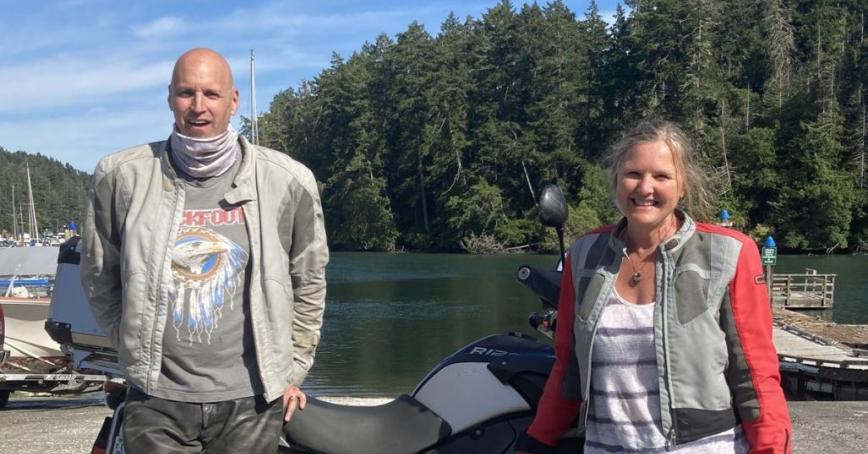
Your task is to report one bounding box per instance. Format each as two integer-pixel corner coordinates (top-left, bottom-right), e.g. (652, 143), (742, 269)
(250, 0), (868, 253)
(0, 147), (89, 238)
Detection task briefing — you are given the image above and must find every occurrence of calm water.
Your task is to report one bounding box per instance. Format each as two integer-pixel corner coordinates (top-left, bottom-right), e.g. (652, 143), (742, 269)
(303, 252), (868, 397)
(772, 255), (868, 324)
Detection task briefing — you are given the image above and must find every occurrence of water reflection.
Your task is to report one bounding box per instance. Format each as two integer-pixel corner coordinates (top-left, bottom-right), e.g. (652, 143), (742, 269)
(305, 252), (556, 397)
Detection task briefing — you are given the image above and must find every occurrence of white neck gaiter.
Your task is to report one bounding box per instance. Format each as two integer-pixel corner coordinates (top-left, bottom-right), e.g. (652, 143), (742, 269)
(170, 123), (240, 178)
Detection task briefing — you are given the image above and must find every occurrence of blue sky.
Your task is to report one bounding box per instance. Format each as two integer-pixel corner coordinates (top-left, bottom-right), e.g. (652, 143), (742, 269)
(1, 0), (621, 172)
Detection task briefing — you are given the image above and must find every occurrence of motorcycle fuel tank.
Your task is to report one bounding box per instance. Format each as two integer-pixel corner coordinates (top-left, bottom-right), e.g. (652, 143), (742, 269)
(412, 333), (554, 435)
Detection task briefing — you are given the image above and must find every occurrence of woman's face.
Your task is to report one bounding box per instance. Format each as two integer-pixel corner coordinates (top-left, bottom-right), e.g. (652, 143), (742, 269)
(615, 140), (684, 232)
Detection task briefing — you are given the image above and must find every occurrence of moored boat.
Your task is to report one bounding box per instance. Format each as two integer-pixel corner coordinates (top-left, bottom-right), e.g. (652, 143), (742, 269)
(0, 246), (66, 373)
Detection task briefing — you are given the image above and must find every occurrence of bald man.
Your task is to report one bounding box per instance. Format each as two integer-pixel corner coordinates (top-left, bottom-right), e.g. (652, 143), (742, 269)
(81, 48), (329, 453)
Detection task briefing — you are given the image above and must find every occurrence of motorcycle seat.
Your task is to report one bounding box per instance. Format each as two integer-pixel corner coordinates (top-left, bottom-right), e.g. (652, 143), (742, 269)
(283, 394), (451, 454)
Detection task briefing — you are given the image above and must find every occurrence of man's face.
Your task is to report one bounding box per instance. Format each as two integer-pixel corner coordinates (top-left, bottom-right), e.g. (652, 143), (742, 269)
(168, 52), (239, 138)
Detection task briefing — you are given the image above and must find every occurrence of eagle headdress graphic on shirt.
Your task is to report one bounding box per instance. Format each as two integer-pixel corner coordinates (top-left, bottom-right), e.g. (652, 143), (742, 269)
(168, 208), (247, 344)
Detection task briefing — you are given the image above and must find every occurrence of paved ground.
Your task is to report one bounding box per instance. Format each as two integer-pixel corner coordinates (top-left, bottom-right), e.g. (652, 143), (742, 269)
(0, 392), (109, 453)
(0, 394), (866, 453)
(787, 400), (868, 453)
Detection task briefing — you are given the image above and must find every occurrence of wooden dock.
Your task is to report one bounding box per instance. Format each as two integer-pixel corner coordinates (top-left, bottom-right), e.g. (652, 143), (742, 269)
(773, 320), (868, 400)
(770, 269), (836, 309)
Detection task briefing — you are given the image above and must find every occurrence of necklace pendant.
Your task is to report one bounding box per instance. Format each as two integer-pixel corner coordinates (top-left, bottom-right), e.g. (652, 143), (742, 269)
(631, 272), (642, 284)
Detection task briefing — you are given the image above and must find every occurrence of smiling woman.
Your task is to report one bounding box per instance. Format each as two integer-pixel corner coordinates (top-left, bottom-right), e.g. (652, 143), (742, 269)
(516, 120), (792, 454)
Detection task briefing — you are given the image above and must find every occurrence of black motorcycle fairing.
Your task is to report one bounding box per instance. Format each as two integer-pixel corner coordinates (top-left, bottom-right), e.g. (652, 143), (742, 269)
(488, 361), (553, 410)
(283, 394), (450, 454)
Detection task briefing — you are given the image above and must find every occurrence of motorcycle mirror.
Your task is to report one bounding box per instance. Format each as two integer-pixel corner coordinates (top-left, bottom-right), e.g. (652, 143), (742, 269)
(538, 184), (568, 229)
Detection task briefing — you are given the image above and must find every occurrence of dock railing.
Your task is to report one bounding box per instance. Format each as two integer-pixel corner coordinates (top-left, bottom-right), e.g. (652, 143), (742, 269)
(771, 268), (836, 309)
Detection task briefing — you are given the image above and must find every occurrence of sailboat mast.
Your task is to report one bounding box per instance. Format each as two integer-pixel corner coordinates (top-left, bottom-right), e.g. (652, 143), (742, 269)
(11, 184), (17, 241)
(18, 203), (25, 240)
(249, 49), (259, 145)
(26, 163), (39, 241)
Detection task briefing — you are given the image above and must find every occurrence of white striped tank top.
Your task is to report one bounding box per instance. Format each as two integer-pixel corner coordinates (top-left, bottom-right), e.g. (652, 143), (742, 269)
(584, 289), (749, 453)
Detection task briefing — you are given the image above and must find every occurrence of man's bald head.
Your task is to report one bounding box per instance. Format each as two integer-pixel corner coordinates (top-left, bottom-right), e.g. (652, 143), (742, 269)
(168, 48), (239, 138)
(171, 48), (235, 89)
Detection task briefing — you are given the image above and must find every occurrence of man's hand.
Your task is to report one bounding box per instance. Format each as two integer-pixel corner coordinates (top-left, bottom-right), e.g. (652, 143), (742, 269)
(281, 385), (307, 422)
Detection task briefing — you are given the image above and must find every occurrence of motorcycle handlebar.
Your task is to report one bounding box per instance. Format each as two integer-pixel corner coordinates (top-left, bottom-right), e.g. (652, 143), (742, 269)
(516, 265), (562, 309)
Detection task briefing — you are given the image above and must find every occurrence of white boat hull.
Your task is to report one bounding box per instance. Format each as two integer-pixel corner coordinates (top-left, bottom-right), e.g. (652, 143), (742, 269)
(1, 298), (65, 372)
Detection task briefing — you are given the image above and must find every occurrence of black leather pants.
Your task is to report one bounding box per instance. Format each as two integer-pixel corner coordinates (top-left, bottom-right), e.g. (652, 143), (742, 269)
(123, 387), (283, 454)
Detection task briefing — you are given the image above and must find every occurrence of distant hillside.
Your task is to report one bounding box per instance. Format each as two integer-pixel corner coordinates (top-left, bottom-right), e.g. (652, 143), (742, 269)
(0, 146), (90, 237)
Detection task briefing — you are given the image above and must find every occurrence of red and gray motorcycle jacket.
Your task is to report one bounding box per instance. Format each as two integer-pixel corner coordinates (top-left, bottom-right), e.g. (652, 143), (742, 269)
(518, 213), (792, 454)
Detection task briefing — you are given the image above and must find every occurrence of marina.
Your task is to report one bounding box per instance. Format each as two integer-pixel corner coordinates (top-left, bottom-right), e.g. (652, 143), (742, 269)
(0, 0), (866, 450)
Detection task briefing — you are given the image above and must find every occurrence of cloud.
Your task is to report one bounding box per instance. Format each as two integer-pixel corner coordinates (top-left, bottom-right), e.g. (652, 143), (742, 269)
(0, 106), (171, 172)
(0, 56), (174, 113)
(132, 16), (185, 39)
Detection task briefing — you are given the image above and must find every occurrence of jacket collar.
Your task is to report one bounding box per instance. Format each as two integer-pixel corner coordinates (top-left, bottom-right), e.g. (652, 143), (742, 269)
(159, 139), (176, 180)
(224, 136), (256, 205)
(159, 135), (257, 204)
(608, 209), (696, 254)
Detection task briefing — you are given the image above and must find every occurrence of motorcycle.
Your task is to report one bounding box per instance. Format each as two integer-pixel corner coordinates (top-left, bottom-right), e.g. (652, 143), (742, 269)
(281, 184), (578, 454)
(87, 185), (579, 454)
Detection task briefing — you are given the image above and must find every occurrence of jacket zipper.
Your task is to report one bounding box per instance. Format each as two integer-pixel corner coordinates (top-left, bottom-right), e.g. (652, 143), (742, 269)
(665, 428), (676, 450)
(581, 277), (610, 427)
(660, 249), (678, 449)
